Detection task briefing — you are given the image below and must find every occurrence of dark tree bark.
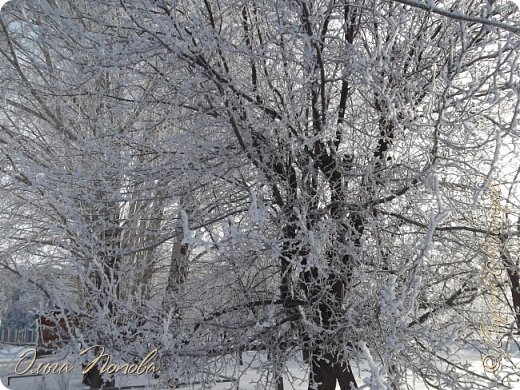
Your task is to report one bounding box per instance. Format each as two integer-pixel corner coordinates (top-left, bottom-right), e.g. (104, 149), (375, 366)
(83, 362), (116, 389)
(309, 351), (357, 390)
(505, 266), (520, 331)
(82, 194), (121, 389)
(503, 240), (520, 331)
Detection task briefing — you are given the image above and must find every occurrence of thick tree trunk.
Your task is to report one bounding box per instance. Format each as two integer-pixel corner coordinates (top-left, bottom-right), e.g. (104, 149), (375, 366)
(82, 187), (121, 389)
(268, 350), (285, 390)
(505, 260), (520, 331)
(500, 230), (520, 331)
(82, 348), (116, 389)
(308, 351), (357, 390)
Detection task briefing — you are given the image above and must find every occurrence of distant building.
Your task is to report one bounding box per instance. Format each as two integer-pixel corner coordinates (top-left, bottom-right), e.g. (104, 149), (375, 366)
(36, 310), (80, 355)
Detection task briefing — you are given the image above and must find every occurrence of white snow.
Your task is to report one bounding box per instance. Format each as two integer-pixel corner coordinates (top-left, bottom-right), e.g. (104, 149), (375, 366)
(1, 345), (520, 390)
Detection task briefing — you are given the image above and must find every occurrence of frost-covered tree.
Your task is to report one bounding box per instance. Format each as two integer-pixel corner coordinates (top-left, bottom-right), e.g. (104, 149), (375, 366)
(1, 1), (520, 390)
(0, 1), (204, 386)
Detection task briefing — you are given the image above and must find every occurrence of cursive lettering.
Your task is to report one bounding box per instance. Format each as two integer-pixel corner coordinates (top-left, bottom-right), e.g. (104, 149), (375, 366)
(15, 345), (159, 376)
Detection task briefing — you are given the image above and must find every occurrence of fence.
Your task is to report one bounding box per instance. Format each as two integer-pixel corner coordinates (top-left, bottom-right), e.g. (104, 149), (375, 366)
(0, 325), (36, 344)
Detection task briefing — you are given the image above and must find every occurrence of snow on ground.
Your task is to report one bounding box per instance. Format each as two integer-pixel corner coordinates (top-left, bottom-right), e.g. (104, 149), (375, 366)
(0, 346), (29, 363)
(1, 348), (304, 390)
(1, 344), (520, 389)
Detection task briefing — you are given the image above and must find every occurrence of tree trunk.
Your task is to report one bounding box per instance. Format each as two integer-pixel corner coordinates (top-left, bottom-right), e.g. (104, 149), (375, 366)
(505, 259), (520, 331)
(165, 203), (191, 299)
(500, 226), (520, 331)
(267, 350), (285, 390)
(309, 351), (357, 390)
(277, 376), (285, 390)
(82, 183), (121, 389)
(83, 354), (116, 389)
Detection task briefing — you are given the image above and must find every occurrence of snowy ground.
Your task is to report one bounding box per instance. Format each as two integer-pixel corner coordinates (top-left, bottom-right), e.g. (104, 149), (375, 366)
(1, 343), (520, 389)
